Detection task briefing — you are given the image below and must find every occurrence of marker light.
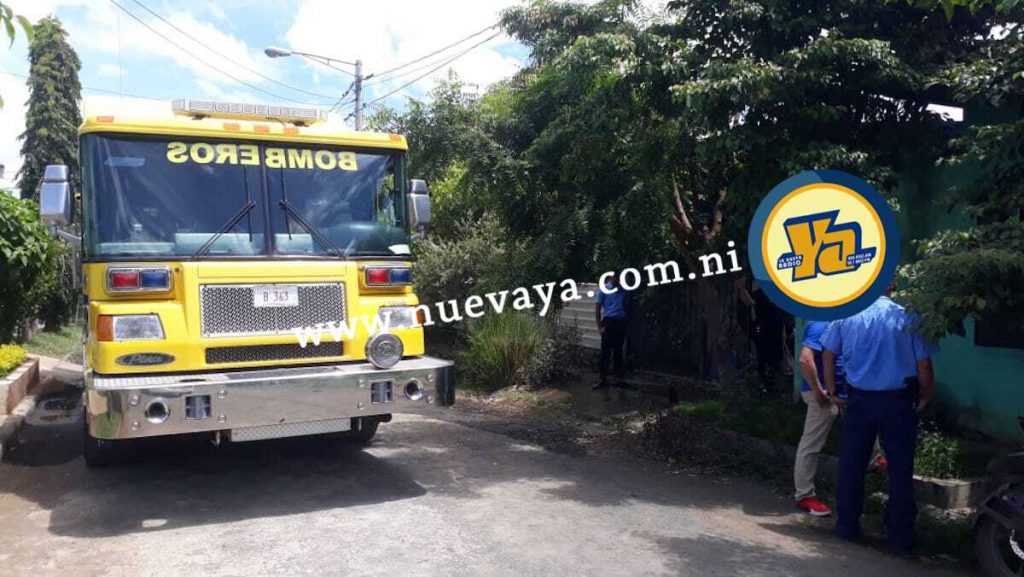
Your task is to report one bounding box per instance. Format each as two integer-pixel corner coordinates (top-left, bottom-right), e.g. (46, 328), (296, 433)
(365, 267), (412, 286)
(389, 268), (412, 284)
(140, 270), (170, 289)
(107, 266), (171, 292)
(365, 268), (390, 285)
(109, 270), (139, 289)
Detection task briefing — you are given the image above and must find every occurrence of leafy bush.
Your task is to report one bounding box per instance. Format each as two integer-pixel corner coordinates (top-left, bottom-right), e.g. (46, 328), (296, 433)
(521, 316), (580, 387)
(0, 193), (62, 342)
(412, 216), (515, 310)
(461, 312), (578, 392)
(0, 344), (27, 377)
(915, 425), (968, 479)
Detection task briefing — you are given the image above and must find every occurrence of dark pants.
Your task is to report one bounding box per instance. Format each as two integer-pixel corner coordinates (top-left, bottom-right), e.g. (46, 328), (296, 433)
(599, 316), (627, 378)
(837, 387), (918, 551)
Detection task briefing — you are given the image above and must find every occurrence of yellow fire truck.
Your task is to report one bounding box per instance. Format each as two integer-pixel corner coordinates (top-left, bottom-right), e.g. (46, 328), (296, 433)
(39, 99), (454, 465)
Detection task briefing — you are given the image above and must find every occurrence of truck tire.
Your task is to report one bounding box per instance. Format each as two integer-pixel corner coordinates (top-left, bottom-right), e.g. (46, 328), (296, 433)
(347, 417), (380, 444)
(82, 418), (137, 467)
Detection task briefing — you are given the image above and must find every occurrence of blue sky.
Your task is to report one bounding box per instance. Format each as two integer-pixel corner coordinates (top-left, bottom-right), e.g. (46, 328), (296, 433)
(0, 0), (542, 192)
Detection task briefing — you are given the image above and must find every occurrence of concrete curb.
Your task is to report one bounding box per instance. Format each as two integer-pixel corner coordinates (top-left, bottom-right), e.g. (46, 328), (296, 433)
(1, 357), (40, 414)
(0, 394), (38, 461)
(713, 425), (988, 509)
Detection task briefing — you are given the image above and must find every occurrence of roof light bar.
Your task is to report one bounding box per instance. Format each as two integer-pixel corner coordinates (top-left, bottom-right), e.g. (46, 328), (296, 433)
(171, 99), (328, 124)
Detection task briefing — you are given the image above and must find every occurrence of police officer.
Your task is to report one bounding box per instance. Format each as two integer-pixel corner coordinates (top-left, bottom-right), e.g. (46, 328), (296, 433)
(821, 286), (937, 552)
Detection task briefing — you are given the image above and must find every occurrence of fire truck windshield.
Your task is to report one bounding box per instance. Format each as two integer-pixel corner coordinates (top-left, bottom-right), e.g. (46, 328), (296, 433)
(82, 134), (410, 260)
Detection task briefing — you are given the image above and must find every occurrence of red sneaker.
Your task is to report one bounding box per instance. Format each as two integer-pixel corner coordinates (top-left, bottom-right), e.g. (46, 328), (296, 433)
(796, 496), (833, 517)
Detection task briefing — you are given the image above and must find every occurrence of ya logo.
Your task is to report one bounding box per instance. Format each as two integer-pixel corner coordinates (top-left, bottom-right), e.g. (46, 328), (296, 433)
(776, 210), (877, 282)
(747, 170), (900, 320)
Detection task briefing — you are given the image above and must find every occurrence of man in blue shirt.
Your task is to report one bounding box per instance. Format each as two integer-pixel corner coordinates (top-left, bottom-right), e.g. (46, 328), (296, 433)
(594, 276), (629, 388)
(822, 288), (938, 552)
(793, 320), (846, 516)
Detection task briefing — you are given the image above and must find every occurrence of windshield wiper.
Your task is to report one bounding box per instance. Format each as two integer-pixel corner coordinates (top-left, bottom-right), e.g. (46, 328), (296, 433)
(277, 199), (346, 258)
(191, 200), (257, 258)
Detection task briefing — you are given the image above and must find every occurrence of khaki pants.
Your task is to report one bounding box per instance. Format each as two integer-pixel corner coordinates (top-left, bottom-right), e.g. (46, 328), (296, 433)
(794, 390), (836, 500)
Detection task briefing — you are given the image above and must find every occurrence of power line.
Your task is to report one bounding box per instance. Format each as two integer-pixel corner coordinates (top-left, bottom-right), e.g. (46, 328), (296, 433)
(361, 32), (501, 110)
(127, 0), (339, 102)
(361, 29), (501, 91)
(0, 69), (166, 101)
(108, 0), (321, 105)
(370, 24), (497, 80)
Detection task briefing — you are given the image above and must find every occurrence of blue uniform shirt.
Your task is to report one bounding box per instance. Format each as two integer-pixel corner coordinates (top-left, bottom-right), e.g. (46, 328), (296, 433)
(802, 321), (846, 395)
(821, 296), (938, 391)
(596, 284), (628, 319)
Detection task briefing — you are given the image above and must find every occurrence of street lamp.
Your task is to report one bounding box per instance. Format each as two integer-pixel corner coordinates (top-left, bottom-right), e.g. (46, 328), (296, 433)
(264, 46), (365, 130)
(263, 46), (293, 59)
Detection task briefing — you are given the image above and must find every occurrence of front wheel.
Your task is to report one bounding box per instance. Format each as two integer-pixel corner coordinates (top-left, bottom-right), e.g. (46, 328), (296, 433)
(82, 418), (137, 467)
(976, 515), (1024, 577)
(347, 417), (380, 444)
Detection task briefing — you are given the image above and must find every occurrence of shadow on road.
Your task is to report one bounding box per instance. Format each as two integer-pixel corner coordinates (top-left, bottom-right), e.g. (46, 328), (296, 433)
(0, 392), (426, 538)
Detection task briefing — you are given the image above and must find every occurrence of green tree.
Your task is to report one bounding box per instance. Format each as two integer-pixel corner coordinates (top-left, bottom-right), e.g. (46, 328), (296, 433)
(897, 2), (1024, 339)
(17, 16), (81, 201)
(0, 192), (61, 342)
(0, 1), (33, 108)
(498, 0), (1013, 378)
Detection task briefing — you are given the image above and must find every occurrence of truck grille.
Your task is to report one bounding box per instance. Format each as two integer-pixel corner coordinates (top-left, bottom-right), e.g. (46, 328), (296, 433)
(200, 283), (346, 338)
(206, 342), (342, 364)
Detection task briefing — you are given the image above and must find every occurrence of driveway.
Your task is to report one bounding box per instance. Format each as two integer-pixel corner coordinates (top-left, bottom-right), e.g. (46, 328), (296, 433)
(0, 393), (965, 577)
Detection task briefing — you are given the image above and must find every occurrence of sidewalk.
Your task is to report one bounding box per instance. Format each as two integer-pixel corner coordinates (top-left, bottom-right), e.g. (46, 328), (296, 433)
(0, 355), (82, 459)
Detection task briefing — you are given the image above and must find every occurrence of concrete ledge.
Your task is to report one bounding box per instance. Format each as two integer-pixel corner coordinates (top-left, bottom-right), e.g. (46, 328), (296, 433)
(0, 394), (38, 461)
(913, 474), (991, 510)
(713, 425), (985, 509)
(1, 357), (40, 414)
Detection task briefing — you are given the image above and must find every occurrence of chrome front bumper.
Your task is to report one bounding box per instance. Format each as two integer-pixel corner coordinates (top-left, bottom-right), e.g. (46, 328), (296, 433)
(85, 356), (455, 440)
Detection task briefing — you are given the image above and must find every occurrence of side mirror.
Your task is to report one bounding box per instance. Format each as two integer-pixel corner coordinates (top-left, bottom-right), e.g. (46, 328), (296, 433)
(40, 165), (73, 226)
(407, 179), (432, 229)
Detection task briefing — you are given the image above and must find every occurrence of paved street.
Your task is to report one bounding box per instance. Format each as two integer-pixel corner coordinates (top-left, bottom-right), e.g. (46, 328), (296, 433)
(0, 394), (965, 577)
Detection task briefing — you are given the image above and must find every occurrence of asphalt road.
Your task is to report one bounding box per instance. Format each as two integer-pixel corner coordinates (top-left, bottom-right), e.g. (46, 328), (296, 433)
(0, 393), (966, 577)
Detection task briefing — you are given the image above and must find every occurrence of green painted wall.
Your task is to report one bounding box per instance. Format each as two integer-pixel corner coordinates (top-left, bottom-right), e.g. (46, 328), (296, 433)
(932, 321), (1024, 442)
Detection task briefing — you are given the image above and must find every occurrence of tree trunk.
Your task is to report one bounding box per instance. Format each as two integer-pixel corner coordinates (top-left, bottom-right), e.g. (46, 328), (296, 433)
(668, 182), (737, 384)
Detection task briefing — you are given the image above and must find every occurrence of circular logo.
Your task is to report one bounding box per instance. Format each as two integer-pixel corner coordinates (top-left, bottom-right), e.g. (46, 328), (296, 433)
(746, 170), (900, 320)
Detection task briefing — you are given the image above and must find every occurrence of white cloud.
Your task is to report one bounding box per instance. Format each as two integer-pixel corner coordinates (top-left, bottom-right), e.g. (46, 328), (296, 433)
(96, 63), (123, 78)
(284, 0), (522, 109)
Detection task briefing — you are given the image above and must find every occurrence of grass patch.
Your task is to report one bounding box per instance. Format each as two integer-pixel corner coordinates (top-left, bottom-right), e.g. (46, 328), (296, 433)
(23, 325), (81, 362)
(673, 397), (842, 456)
(495, 388), (542, 405)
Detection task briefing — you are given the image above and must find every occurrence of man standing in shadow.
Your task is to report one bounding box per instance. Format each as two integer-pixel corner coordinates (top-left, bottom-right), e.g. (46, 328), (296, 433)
(594, 275), (629, 389)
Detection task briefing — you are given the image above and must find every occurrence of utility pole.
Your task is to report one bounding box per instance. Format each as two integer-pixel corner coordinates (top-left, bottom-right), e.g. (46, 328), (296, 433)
(264, 46), (369, 130)
(353, 59), (364, 131)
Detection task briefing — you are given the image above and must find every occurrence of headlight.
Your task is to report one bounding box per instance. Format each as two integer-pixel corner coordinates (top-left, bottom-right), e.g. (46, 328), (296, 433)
(378, 306), (419, 329)
(97, 314), (165, 341)
(365, 333), (404, 369)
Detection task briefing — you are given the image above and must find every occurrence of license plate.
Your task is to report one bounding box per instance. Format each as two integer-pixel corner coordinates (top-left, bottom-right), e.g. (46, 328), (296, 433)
(253, 285), (299, 308)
